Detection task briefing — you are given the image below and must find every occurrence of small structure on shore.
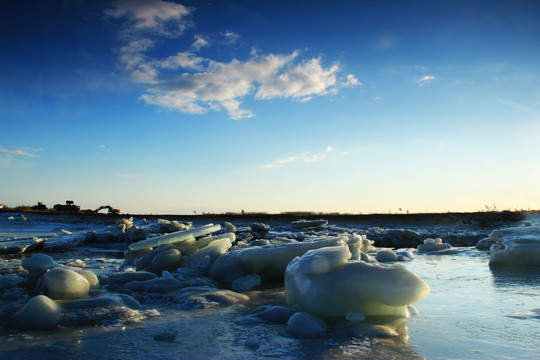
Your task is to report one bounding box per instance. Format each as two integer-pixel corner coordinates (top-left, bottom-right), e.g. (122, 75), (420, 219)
(53, 200), (81, 213)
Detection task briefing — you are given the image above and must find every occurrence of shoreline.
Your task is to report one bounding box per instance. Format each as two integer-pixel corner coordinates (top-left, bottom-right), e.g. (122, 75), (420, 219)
(1, 208), (530, 227)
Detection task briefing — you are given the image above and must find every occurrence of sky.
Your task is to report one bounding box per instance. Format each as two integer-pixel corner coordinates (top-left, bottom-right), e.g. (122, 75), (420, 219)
(1, 0), (540, 215)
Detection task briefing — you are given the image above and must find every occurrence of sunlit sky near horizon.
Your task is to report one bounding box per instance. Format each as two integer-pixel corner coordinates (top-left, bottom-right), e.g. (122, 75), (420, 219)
(1, 0), (540, 215)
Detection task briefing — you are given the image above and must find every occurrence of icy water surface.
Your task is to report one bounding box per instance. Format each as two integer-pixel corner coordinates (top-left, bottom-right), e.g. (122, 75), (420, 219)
(0, 213), (538, 359)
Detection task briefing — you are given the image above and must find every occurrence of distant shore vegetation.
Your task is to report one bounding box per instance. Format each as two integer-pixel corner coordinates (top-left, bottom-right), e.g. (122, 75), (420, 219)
(1, 202), (537, 220)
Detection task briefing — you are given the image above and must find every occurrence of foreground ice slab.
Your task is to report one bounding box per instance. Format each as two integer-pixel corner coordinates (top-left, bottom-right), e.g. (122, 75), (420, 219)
(210, 236), (347, 284)
(285, 245), (429, 318)
(489, 226), (540, 266)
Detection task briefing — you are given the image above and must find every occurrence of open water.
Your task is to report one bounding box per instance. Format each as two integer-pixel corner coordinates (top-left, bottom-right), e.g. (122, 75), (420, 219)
(0, 212), (538, 359)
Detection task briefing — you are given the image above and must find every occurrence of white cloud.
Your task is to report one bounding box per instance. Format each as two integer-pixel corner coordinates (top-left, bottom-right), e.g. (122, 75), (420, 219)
(255, 58), (338, 100)
(99, 144), (106, 149)
(262, 153), (327, 169)
(107, 0), (360, 119)
(191, 35), (208, 51)
(0, 146), (42, 158)
(344, 74), (361, 87)
(105, 0), (192, 37)
(160, 52), (205, 70)
(417, 75), (436, 86)
(262, 147), (336, 169)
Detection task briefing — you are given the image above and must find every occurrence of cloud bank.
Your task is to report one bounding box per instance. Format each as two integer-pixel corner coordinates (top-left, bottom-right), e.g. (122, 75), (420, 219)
(106, 0), (360, 119)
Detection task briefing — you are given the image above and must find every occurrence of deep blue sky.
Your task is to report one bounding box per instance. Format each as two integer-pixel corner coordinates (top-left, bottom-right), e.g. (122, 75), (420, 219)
(1, 0), (540, 214)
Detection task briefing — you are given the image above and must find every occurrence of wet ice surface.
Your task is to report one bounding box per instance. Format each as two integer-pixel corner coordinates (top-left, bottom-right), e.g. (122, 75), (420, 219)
(406, 250), (540, 359)
(1, 213), (539, 359)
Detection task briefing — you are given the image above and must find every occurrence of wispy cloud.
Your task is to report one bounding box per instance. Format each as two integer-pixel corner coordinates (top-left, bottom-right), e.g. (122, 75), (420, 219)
(417, 75), (436, 86)
(262, 146), (335, 169)
(222, 30), (239, 44)
(0, 146), (42, 158)
(107, 0), (360, 120)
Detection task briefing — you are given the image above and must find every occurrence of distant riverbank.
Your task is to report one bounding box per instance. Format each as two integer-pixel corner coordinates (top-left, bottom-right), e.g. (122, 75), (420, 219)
(1, 207), (531, 228)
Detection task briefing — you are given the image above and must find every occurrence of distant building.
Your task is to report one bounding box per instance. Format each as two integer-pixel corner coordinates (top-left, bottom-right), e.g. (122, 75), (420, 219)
(53, 200), (81, 212)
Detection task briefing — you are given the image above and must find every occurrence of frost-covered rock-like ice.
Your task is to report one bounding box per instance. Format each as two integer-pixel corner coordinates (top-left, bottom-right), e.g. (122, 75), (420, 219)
(149, 248), (182, 274)
(285, 245), (429, 318)
(286, 312), (329, 338)
(475, 237), (495, 250)
(417, 238), (452, 252)
(488, 226), (540, 266)
(44, 268), (90, 300)
(210, 236), (348, 284)
(10, 295), (62, 330)
(183, 237), (232, 274)
(21, 253), (58, 277)
(376, 249), (398, 262)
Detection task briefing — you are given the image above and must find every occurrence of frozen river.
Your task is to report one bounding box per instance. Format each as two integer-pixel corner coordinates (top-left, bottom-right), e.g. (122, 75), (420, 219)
(0, 212), (538, 359)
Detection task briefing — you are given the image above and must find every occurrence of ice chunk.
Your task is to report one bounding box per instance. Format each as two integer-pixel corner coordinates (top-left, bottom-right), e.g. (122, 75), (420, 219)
(21, 254), (58, 277)
(489, 226), (540, 266)
(291, 219), (328, 230)
(224, 221), (236, 232)
(286, 312), (329, 338)
(475, 237), (495, 250)
(376, 249), (398, 262)
(105, 271), (157, 290)
(505, 308), (540, 319)
(209, 236), (348, 284)
(417, 238), (452, 252)
(132, 244), (182, 271)
(149, 248), (182, 275)
(0, 237), (45, 254)
(285, 245), (430, 318)
(10, 295), (62, 330)
(128, 224), (221, 251)
(157, 219), (192, 233)
(44, 232), (93, 250)
(231, 274), (261, 292)
(44, 268), (90, 300)
(183, 237), (232, 274)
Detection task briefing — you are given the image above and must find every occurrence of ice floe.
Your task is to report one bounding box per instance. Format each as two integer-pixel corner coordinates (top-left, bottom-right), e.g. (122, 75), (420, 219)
(284, 245), (430, 318)
(488, 226), (540, 266)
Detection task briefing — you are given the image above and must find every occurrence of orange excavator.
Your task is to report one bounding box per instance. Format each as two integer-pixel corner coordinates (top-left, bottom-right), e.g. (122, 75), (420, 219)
(94, 205), (121, 214)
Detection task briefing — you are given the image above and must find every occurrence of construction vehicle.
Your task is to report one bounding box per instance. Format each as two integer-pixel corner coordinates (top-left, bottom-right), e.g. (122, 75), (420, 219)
(94, 205), (121, 214)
